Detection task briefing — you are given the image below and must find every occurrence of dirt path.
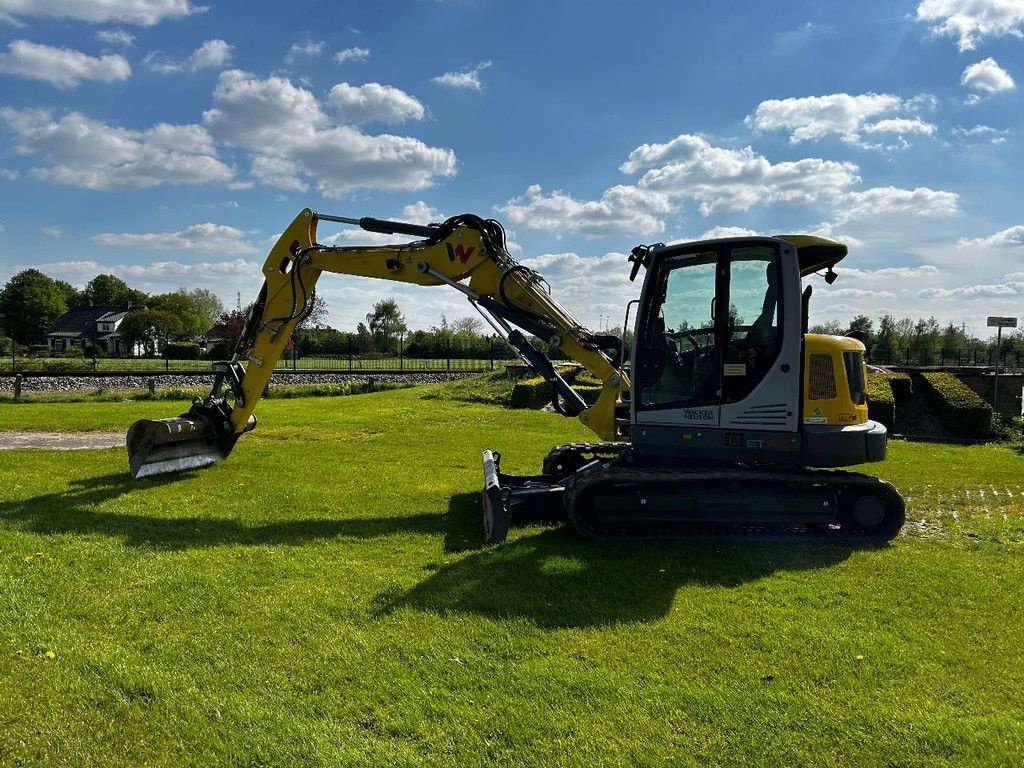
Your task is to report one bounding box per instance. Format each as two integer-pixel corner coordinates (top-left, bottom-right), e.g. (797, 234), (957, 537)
(0, 431), (125, 450)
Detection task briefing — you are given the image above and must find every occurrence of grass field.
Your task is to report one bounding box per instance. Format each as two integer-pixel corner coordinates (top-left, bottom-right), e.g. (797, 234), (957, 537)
(0, 384), (1022, 766)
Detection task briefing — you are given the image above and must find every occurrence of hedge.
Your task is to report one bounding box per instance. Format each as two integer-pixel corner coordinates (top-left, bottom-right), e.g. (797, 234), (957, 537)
(510, 377), (603, 409)
(884, 372), (912, 400)
(920, 372), (992, 437)
(166, 341), (202, 360)
(865, 373), (895, 430)
(510, 377), (552, 409)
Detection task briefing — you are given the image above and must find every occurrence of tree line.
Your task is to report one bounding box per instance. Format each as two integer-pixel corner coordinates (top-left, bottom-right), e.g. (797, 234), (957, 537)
(811, 314), (1023, 364)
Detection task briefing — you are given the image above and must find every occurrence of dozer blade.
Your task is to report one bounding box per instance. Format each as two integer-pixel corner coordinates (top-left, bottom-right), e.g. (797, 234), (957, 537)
(127, 416), (225, 479)
(481, 450), (567, 544)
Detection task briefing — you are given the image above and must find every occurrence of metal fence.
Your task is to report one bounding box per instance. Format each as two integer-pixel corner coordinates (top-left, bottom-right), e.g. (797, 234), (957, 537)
(0, 350), (511, 375)
(866, 347), (1022, 369)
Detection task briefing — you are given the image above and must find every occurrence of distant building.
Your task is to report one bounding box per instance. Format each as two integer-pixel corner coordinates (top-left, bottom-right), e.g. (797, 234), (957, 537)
(46, 305), (133, 355)
(200, 323), (235, 355)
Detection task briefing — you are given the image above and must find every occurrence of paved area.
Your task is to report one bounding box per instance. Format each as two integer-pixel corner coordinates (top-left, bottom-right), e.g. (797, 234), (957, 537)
(0, 431), (125, 450)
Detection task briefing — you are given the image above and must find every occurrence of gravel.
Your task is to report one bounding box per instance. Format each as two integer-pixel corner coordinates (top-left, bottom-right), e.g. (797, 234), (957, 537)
(1, 371), (477, 393)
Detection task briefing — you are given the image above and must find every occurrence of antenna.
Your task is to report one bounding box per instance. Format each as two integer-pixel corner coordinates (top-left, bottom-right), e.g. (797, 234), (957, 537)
(236, 292), (241, 312)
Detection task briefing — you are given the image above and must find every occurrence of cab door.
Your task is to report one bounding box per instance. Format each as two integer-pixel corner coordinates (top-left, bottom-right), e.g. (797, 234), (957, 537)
(631, 238), (799, 433)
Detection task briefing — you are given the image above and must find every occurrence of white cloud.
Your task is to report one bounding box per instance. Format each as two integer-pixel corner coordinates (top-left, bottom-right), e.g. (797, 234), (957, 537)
(432, 61), (491, 90)
(93, 223), (258, 253)
(327, 82), (425, 124)
(633, 134), (859, 215)
(745, 93), (937, 146)
(697, 226), (760, 240)
(497, 184), (672, 237)
(952, 124), (1012, 142)
(286, 40), (324, 63)
(919, 279), (1024, 299)
(203, 70), (456, 196)
(0, 168), (20, 180)
(40, 226), (63, 238)
(0, 39), (130, 88)
(959, 225), (1024, 247)
(96, 29), (134, 46)
(335, 46), (370, 63)
(401, 201), (443, 223)
(961, 57), (1015, 94)
(0, 107), (233, 189)
(836, 186), (959, 222)
(917, 0), (1024, 51)
(144, 38), (232, 74)
(0, 0), (203, 26)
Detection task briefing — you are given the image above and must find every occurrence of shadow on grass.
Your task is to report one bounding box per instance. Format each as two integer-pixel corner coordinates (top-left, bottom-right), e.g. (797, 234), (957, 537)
(382, 492), (884, 629)
(1, 472), (449, 549)
(5, 478), (883, 628)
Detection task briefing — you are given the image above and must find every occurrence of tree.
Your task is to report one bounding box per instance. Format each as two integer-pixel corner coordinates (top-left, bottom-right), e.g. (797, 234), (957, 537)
(847, 315), (874, 346)
(82, 273), (147, 306)
(365, 298), (407, 352)
(0, 269), (75, 343)
(118, 310), (182, 356)
(187, 288), (225, 326)
(148, 288), (226, 339)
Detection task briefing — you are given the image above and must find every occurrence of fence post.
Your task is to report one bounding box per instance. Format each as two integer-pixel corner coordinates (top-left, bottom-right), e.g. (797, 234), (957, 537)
(400, 333), (404, 371)
(446, 338), (451, 372)
(148, 377), (155, 396)
(348, 338), (353, 372)
(292, 345), (297, 372)
(13, 374), (21, 399)
(489, 337), (494, 371)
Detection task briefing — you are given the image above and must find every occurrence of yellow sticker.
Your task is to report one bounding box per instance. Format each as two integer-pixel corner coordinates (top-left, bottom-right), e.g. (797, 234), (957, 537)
(723, 363), (746, 377)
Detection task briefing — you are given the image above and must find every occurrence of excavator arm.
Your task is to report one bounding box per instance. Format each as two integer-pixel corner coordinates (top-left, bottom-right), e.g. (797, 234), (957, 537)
(127, 209), (631, 479)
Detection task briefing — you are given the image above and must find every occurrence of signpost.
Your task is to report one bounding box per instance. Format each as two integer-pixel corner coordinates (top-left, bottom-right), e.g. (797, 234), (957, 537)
(987, 316), (1018, 411)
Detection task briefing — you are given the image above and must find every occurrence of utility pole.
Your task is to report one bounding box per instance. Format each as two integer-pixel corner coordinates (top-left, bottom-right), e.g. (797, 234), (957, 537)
(988, 316), (1018, 412)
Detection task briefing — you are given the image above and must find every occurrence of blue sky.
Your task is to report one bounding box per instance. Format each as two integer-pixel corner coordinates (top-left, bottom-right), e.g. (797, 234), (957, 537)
(0, 0), (1021, 336)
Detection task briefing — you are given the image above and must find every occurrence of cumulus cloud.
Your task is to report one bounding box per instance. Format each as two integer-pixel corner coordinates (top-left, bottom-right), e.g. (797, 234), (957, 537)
(959, 225), (1024, 247)
(432, 61), (491, 90)
(144, 39), (233, 74)
(961, 57), (1015, 95)
(919, 279), (1024, 299)
(0, 107), (233, 189)
(745, 93), (937, 146)
(286, 40), (325, 63)
(328, 82), (425, 124)
(93, 223), (258, 253)
(0, 39), (130, 88)
(335, 46), (369, 63)
(0, 0), (203, 26)
(202, 70), (455, 196)
(836, 186), (959, 222)
(96, 28), (134, 46)
(917, 0), (1024, 51)
(631, 134), (859, 216)
(497, 184), (673, 237)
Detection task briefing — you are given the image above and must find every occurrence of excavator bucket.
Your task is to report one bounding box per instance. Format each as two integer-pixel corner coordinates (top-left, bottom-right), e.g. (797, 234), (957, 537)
(127, 415), (226, 479)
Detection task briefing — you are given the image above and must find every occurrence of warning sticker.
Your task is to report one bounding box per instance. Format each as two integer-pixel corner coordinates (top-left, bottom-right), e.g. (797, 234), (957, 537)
(723, 363), (746, 376)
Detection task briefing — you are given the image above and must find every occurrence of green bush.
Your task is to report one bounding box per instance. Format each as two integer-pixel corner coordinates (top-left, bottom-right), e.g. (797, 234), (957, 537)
(166, 341), (202, 360)
(510, 377), (552, 409)
(885, 372), (912, 400)
(921, 372), (993, 437)
(865, 373), (895, 430)
(0, 336), (11, 355)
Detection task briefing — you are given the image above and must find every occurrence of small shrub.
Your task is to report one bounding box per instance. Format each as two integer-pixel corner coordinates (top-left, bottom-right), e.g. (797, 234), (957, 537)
(166, 341), (202, 360)
(865, 373), (895, 430)
(920, 372), (992, 437)
(884, 372), (912, 400)
(0, 336), (11, 355)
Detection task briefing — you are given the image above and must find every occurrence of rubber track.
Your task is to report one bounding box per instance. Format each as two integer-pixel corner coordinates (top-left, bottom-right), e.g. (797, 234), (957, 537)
(563, 463), (905, 541)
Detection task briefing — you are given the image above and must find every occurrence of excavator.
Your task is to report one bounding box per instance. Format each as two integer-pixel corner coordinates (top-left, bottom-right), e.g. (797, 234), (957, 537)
(126, 208), (905, 543)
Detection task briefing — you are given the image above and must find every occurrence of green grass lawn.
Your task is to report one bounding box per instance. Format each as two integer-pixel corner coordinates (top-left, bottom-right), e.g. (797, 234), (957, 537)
(0, 386), (1022, 767)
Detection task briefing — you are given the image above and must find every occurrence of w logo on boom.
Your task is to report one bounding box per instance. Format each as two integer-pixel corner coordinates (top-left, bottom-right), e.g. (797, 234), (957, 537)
(445, 243), (476, 264)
